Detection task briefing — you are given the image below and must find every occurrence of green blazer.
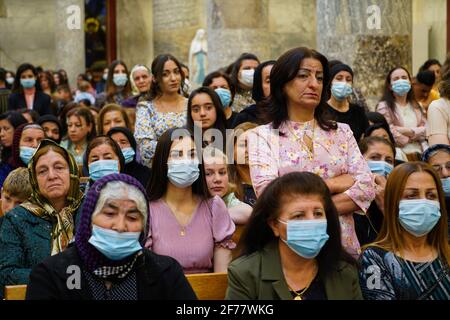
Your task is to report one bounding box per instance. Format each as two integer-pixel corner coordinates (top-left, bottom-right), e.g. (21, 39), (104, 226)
(225, 241), (363, 300)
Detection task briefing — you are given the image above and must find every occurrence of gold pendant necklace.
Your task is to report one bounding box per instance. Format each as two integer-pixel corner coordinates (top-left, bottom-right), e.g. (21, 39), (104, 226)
(286, 263), (318, 301)
(287, 283), (310, 300)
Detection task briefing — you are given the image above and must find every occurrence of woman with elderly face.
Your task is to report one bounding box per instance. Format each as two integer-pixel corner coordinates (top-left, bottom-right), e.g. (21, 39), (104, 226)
(0, 139), (83, 293)
(121, 65), (152, 109)
(26, 174), (197, 300)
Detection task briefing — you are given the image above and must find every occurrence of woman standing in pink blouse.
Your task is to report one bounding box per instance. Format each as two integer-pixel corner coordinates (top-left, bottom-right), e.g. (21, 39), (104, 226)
(145, 128), (235, 274)
(376, 67), (427, 159)
(247, 47), (375, 258)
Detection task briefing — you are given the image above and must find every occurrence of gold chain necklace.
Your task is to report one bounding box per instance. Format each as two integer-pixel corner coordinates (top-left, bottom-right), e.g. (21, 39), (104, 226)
(287, 283), (312, 300)
(286, 264), (318, 301)
(286, 119), (316, 161)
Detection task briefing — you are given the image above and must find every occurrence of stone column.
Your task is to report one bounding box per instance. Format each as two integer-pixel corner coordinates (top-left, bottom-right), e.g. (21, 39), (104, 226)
(55, 0), (85, 88)
(153, 0), (205, 65)
(316, 0), (412, 110)
(206, 0), (270, 72)
(116, 0), (153, 68)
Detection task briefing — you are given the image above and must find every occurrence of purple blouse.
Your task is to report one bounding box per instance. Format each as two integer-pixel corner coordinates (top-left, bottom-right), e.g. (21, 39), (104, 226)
(145, 195), (236, 274)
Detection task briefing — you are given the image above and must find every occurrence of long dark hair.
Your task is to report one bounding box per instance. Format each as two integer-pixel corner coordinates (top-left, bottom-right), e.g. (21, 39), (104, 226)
(0, 111), (28, 163)
(239, 172), (356, 278)
(230, 53), (260, 91)
(148, 54), (186, 100)
(380, 67), (421, 117)
(39, 70), (56, 93)
(147, 128), (210, 202)
(202, 71), (236, 103)
(105, 60), (132, 102)
(65, 106), (97, 142)
(252, 60), (276, 102)
(261, 47), (336, 131)
(365, 123), (396, 151)
(12, 63), (42, 94)
(186, 87), (227, 149)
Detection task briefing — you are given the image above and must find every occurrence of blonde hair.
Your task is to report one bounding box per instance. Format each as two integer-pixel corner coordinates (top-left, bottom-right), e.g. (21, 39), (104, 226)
(2, 167), (32, 200)
(203, 146), (237, 196)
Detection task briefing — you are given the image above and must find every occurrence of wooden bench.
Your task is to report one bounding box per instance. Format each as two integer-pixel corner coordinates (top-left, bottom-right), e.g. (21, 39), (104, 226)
(185, 272), (228, 300)
(4, 285), (27, 300)
(232, 224), (245, 259)
(3, 273), (229, 300)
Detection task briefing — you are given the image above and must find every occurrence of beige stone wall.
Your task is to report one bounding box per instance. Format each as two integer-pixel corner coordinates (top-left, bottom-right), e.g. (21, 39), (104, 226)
(116, 0), (154, 69)
(153, 0), (206, 66)
(412, 0), (447, 70)
(268, 0), (316, 60)
(0, 0), (56, 71)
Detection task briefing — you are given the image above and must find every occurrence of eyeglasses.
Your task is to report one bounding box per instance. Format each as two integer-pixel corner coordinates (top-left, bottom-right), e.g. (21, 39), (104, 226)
(431, 161), (450, 173)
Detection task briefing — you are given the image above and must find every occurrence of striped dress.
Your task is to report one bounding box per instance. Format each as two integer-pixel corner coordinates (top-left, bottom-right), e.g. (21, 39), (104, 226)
(359, 246), (450, 300)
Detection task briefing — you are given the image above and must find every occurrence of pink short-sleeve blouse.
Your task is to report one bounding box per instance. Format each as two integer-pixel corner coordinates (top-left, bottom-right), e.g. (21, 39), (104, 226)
(145, 195), (236, 274)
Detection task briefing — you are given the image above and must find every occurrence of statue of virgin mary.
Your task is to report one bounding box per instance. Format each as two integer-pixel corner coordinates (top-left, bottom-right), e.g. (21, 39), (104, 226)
(189, 29), (208, 88)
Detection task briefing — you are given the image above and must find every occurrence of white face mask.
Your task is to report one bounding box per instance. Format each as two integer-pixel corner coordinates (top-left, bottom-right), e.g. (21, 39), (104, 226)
(6, 77), (14, 85)
(183, 78), (191, 93)
(239, 69), (255, 87)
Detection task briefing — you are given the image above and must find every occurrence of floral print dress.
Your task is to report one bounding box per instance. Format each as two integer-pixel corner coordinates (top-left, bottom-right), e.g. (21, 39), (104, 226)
(134, 99), (187, 168)
(247, 120), (375, 258)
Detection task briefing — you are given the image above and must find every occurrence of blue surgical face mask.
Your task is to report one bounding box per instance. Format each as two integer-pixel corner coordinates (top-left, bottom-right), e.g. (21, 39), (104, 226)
(278, 219), (329, 259)
(391, 79), (411, 96)
(441, 177), (450, 197)
(367, 160), (394, 177)
(331, 82), (353, 101)
(215, 88), (232, 108)
(88, 225), (142, 261)
(121, 147), (135, 164)
(20, 78), (36, 89)
(89, 159), (119, 181)
(167, 159), (200, 188)
(113, 73), (128, 87)
(398, 199), (441, 237)
(20, 146), (36, 165)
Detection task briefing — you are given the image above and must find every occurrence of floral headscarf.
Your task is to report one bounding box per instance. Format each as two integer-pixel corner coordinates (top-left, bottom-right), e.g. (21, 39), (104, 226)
(21, 139), (83, 255)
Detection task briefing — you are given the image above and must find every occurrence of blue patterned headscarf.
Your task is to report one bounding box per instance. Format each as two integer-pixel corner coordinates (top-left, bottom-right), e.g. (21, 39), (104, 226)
(75, 173), (149, 275)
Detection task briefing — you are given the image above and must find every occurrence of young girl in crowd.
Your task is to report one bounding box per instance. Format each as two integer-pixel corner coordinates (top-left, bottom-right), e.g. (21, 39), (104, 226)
(203, 146), (252, 225)
(97, 104), (131, 135)
(186, 87), (227, 149)
(96, 60), (132, 108)
(134, 54), (188, 167)
(202, 71), (237, 128)
(60, 106), (96, 167)
(145, 128), (235, 274)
